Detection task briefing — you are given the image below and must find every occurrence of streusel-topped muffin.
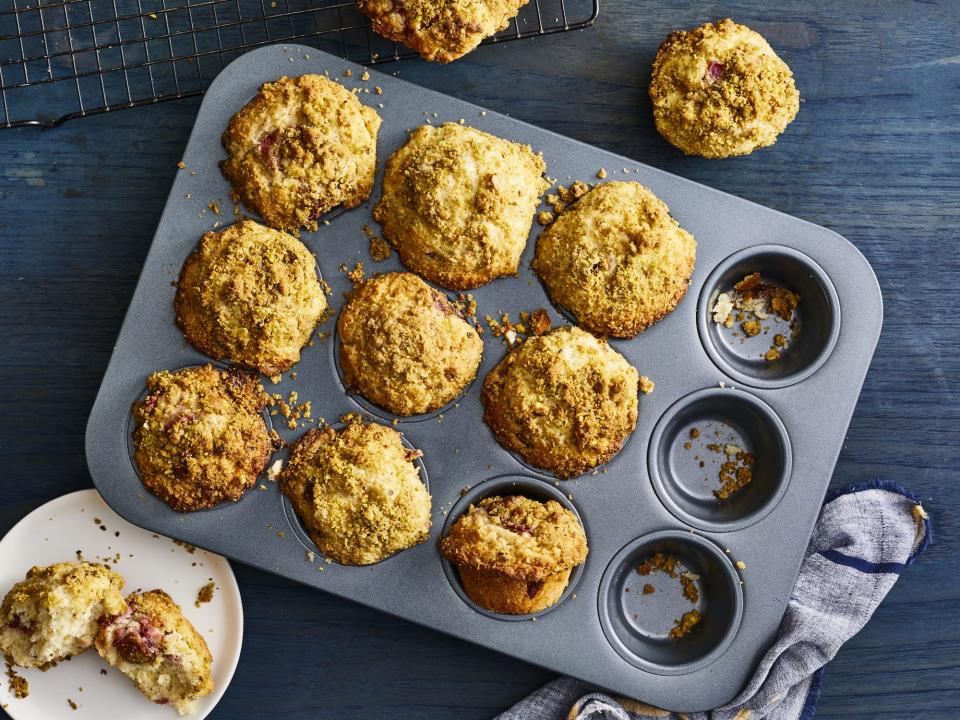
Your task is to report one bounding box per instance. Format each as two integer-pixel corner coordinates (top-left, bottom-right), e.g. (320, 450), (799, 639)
(221, 74), (381, 231)
(649, 19), (799, 158)
(440, 495), (588, 614)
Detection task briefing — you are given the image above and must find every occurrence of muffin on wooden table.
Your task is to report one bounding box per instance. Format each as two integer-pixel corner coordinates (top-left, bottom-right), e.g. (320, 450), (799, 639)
(649, 18), (800, 158)
(374, 122), (548, 290)
(337, 271), (483, 416)
(130, 364), (272, 512)
(440, 495), (588, 614)
(175, 220), (327, 375)
(0, 562), (126, 668)
(279, 419), (431, 565)
(357, 0), (531, 63)
(221, 74), (382, 232)
(533, 181), (696, 338)
(96, 590), (213, 715)
(482, 326), (639, 478)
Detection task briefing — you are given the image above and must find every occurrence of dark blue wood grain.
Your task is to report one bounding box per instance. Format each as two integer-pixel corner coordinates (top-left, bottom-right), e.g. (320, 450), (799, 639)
(2, 2), (959, 717)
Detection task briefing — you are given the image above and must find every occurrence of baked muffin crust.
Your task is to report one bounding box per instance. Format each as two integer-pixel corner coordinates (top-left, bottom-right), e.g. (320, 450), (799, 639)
(221, 74), (382, 231)
(338, 272), (483, 416)
(649, 18), (800, 158)
(279, 420), (432, 565)
(374, 122), (548, 290)
(357, 0), (531, 63)
(131, 364), (272, 512)
(440, 495), (588, 613)
(175, 220), (327, 375)
(0, 563), (126, 668)
(533, 181), (696, 337)
(482, 326), (639, 478)
(96, 590), (213, 714)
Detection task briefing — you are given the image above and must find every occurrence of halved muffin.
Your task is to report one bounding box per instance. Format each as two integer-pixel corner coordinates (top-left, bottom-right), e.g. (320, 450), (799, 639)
(0, 562), (125, 668)
(440, 495), (587, 614)
(96, 590), (213, 715)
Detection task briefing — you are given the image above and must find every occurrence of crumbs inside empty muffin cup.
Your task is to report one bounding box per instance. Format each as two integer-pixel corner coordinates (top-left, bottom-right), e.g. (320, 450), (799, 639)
(698, 245), (840, 388)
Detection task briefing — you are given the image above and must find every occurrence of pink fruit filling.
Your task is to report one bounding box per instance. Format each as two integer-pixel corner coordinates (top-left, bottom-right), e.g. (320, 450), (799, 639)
(502, 521), (532, 536)
(706, 61), (725, 82)
(110, 610), (165, 664)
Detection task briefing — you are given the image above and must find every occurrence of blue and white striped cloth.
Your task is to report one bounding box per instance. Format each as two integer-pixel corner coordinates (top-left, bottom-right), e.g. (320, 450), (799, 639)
(499, 480), (931, 720)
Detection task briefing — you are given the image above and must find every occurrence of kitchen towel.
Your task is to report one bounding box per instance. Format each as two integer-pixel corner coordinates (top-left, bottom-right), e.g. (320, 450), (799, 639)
(498, 480), (931, 720)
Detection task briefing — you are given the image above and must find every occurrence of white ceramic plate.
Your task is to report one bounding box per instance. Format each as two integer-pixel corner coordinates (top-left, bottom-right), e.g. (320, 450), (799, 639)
(0, 489), (242, 719)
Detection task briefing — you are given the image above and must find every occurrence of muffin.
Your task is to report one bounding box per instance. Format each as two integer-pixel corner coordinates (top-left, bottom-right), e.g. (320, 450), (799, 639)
(131, 364), (272, 512)
(482, 326), (639, 478)
(175, 220), (328, 375)
(356, 0), (530, 63)
(96, 590), (213, 715)
(338, 272), (483, 415)
(440, 495), (588, 614)
(533, 181), (696, 337)
(0, 562), (126, 668)
(279, 419), (431, 565)
(221, 74), (382, 231)
(649, 18), (800, 158)
(374, 123), (548, 290)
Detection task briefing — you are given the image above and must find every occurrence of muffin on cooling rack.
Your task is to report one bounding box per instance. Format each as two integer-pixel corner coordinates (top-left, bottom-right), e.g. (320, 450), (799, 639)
(175, 220), (327, 376)
(131, 364), (272, 512)
(649, 18), (800, 158)
(0, 562), (126, 668)
(96, 590), (213, 715)
(440, 495), (588, 614)
(482, 326), (639, 478)
(356, 0), (531, 63)
(279, 419), (431, 565)
(533, 181), (696, 338)
(221, 74), (382, 231)
(338, 272), (483, 416)
(374, 122), (548, 290)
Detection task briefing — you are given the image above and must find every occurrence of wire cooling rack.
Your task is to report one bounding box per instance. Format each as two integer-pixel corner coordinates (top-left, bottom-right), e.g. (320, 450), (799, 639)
(0, 0), (598, 128)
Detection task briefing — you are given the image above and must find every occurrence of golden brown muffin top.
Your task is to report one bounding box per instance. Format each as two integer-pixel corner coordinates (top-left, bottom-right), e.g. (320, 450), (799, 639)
(131, 365), (272, 512)
(221, 74), (382, 231)
(357, 0), (530, 63)
(482, 326), (639, 478)
(175, 220), (327, 375)
(279, 420), (432, 565)
(649, 18), (799, 158)
(440, 495), (587, 582)
(374, 123), (548, 290)
(337, 272), (483, 416)
(533, 181), (696, 338)
(1, 563), (126, 622)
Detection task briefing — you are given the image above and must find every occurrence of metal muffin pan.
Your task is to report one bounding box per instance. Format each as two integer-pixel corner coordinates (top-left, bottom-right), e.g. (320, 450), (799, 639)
(85, 44), (883, 712)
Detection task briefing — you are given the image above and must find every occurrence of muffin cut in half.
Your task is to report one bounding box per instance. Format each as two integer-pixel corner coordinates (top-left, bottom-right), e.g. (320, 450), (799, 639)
(0, 562), (126, 668)
(374, 122), (548, 290)
(357, 0), (531, 63)
(337, 272), (483, 416)
(96, 590), (213, 715)
(130, 364), (273, 512)
(649, 18), (800, 158)
(175, 220), (328, 375)
(279, 419), (432, 565)
(440, 495), (588, 614)
(482, 326), (640, 478)
(533, 181), (696, 338)
(221, 74), (382, 231)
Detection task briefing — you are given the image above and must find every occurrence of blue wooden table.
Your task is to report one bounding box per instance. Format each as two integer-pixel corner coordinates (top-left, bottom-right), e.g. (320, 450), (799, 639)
(2, 2), (959, 717)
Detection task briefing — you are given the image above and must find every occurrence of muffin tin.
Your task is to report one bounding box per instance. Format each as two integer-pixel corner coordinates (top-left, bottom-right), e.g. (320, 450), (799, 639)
(85, 44), (882, 712)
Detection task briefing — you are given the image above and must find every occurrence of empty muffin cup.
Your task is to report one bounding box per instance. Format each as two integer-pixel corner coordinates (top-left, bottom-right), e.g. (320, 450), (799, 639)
(649, 387), (791, 532)
(598, 531), (743, 674)
(439, 475), (588, 620)
(697, 245), (840, 388)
